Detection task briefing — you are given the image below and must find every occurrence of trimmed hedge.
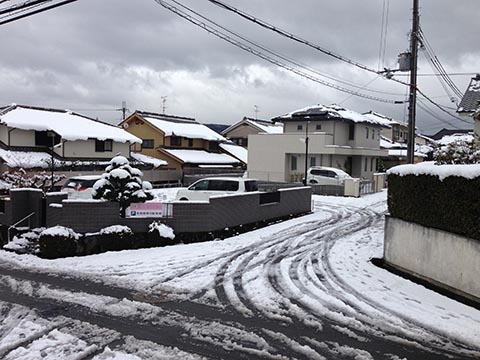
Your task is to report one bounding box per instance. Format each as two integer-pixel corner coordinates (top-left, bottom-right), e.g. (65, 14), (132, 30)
(388, 173), (480, 241)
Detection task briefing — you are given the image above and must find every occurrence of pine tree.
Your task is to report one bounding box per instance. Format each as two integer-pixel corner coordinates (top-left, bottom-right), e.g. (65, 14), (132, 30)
(92, 156), (153, 217)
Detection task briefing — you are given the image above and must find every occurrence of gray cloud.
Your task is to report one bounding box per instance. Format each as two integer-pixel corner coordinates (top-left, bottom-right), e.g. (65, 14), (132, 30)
(1, 0), (478, 134)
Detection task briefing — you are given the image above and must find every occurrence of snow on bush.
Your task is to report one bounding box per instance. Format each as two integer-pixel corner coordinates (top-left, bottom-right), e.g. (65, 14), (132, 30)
(93, 155), (153, 217)
(387, 162), (480, 181)
(433, 138), (480, 165)
(149, 221), (175, 240)
(0, 169), (65, 193)
(41, 226), (79, 240)
(3, 229), (42, 254)
(100, 225), (133, 236)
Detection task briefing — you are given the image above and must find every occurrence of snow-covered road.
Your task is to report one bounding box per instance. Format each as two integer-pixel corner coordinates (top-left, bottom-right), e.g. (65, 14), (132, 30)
(0, 192), (479, 359)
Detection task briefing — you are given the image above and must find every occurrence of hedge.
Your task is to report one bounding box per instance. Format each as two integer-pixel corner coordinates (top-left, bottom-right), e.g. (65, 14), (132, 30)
(388, 173), (480, 241)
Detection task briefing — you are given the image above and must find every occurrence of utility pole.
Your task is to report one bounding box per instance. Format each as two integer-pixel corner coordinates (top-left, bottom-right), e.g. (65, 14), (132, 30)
(254, 105), (259, 120)
(303, 121), (310, 186)
(116, 101), (128, 120)
(407, 0), (419, 164)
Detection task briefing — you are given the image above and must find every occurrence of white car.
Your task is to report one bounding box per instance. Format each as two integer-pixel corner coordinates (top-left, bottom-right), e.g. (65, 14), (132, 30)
(61, 175), (102, 199)
(306, 166), (352, 186)
(175, 177), (259, 201)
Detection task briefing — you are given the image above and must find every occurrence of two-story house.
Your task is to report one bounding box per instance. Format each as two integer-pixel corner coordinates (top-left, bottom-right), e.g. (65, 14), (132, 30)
(457, 74), (480, 143)
(119, 111), (242, 182)
(221, 117), (284, 148)
(0, 104), (141, 172)
(247, 104), (388, 182)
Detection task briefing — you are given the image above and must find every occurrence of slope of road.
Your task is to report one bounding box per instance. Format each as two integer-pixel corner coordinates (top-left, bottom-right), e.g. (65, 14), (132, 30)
(0, 191), (479, 359)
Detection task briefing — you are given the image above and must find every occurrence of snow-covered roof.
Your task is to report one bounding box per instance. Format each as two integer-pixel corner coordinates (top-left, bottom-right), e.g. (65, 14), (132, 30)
(437, 133), (474, 146)
(362, 111), (405, 128)
(133, 111), (226, 141)
(274, 104), (385, 126)
(0, 148), (59, 169)
(0, 105), (141, 144)
(161, 149), (239, 165)
(387, 149), (427, 158)
(222, 117), (283, 135)
(457, 74), (480, 113)
(219, 143), (248, 164)
(130, 152), (168, 168)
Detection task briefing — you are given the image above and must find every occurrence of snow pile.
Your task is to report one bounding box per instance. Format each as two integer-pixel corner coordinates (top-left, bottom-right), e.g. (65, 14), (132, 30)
(41, 226), (79, 240)
(3, 230), (42, 254)
(387, 162), (480, 180)
(149, 221), (175, 239)
(100, 225), (133, 236)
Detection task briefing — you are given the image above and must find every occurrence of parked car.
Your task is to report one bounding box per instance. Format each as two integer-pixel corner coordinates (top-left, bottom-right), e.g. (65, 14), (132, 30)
(175, 177), (258, 201)
(305, 166), (352, 186)
(61, 175), (102, 199)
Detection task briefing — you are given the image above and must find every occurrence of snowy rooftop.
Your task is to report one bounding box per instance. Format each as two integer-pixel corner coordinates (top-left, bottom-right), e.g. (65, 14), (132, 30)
(437, 133), (474, 146)
(457, 75), (480, 113)
(222, 117), (284, 135)
(362, 111), (405, 128)
(0, 105), (141, 143)
(161, 149), (240, 164)
(274, 104), (385, 126)
(380, 136), (407, 149)
(219, 143), (248, 164)
(134, 111), (226, 141)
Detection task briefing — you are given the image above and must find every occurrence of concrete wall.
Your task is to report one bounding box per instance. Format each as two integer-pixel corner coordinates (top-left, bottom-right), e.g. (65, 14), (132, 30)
(44, 187), (312, 234)
(384, 216), (480, 302)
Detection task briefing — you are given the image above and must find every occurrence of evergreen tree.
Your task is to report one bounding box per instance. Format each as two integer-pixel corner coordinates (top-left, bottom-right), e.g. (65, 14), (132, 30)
(92, 156), (153, 217)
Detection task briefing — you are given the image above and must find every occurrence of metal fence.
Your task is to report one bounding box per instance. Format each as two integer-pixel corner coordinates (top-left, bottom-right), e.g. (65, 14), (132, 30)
(360, 180), (375, 196)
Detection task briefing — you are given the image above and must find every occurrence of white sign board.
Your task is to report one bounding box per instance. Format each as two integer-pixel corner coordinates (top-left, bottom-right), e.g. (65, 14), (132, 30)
(126, 202), (170, 218)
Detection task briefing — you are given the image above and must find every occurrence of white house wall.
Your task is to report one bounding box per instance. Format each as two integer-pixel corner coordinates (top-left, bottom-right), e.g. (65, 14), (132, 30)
(62, 139), (130, 159)
(0, 125), (8, 144)
(9, 127), (35, 146)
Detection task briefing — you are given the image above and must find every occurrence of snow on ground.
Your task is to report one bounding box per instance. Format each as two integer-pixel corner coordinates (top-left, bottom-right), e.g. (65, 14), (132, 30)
(0, 190), (479, 352)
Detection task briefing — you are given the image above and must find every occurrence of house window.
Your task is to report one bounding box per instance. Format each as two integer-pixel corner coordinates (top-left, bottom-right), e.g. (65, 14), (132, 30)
(364, 157), (368, 172)
(142, 139), (154, 149)
(291, 156), (297, 171)
(349, 124), (355, 140)
(315, 124), (321, 131)
(370, 158), (374, 171)
(35, 131), (61, 147)
(171, 136), (182, 146)
(188, 139), (194, 147)
(297, 124), (303, 131)
(372, 129), (375, 140)
(310, 157), (316, 167)
(366, 127), (369, 139)
(209, 141), (220, 151)
(95, 139), (113, 152)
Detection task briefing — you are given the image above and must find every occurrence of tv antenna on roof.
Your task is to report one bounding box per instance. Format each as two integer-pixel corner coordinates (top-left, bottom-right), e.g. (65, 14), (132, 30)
(254, 105), (260, 120)
(161, 96), (167, 114)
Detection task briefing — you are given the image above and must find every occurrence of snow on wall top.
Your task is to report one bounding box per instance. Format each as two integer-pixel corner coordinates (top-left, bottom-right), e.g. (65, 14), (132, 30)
(141, 115), (226, 141)
(130, 152), (167, 167)
(0, 105), (141, 143)
(219, 143), (248, 164)
(275, 104), (385, 126)
(162, 149), (239, 164)
(387, 162), (480, 181)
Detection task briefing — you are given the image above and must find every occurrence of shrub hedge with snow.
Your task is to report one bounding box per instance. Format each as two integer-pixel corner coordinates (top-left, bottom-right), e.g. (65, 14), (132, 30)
(388, 162), (480, 241)
(433, 138), (480, 165)
(93, 155), (153, 217)
(100, 225), (133, 236)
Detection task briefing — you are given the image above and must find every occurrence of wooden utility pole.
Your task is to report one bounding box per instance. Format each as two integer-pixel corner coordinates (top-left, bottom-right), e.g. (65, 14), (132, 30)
(407, 0), (419, 164)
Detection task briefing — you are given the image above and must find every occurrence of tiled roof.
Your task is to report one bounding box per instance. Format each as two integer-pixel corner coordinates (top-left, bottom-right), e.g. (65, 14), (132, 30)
(457, 74), (480, 113)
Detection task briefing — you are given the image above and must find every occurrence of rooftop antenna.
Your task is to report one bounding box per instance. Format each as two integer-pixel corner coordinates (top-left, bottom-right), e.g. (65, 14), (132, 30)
(116, 101), (129, 120)
(254, 105), (260, 120)
(161, 96), (167, 114)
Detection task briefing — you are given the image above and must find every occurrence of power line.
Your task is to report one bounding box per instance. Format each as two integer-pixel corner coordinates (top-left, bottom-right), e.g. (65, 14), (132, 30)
(154, 0), (407, 104)
(0, 0), (78, 25)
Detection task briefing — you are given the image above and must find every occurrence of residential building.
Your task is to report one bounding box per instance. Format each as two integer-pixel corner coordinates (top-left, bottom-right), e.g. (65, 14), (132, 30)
(247, 105), (388, 182)
(0, 104), (141, 172)
(221, 117), (283, 148)
(457, 74), (480, 143)
(119, 111), (242, 183)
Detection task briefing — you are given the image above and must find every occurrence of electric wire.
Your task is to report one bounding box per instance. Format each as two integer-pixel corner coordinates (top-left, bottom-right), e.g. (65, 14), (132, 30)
(154, 0), (407, 104)
(0, 0), (77, 25)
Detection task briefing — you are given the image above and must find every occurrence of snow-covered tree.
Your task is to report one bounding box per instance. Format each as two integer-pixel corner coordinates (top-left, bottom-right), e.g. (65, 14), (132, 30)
(92, 156), (153, 217)
(433, 139), (480, 165)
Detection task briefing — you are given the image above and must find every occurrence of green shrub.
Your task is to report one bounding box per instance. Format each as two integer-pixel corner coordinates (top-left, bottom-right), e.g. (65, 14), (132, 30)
(388, 173), (480, 241)
(39, 226), (80, 259)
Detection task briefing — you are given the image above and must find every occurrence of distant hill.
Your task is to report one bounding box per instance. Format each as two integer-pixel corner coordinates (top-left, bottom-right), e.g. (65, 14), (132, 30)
(204, 123), (229, 135)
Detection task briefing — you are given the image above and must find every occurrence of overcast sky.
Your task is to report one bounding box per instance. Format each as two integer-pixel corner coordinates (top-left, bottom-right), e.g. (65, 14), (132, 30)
(1, 0), (478, 134)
